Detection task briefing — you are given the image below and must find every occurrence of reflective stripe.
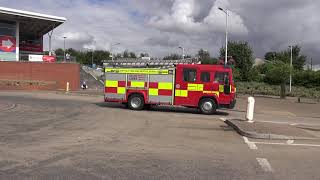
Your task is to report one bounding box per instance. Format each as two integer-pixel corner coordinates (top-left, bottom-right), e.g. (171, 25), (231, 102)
(149, 88), (158, 96)
(131, 81), (145, 87)
(187, 84), (197, 91)
(117, 87), (126, 94)
(203, 91), (220, 97)
(158, 82), (173, 90)
(175, 90), (188, 97)
(106, 80), (118, 87)
(219, 85), (224, 93)
(188, 84), (203, 91)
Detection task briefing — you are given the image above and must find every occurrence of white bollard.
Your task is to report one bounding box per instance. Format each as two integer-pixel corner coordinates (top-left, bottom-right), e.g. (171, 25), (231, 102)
(246, 96), (255, 123)
(66, 82), (70, 92)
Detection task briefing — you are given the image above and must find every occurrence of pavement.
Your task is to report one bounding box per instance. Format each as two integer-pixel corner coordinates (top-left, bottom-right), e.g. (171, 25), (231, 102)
(0, 91), (320, 179)
(224, 119), (318, 140)
(220, 95), (320, 139)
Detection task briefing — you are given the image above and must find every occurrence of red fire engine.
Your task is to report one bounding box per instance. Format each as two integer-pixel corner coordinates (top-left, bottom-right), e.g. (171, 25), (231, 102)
(104, 61), (236, 114)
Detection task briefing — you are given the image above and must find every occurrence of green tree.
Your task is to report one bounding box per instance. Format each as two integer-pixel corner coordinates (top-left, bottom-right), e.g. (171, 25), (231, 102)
(264, 45), (306, 70)
(220, 41), (254, 81)
(163, 54), (182, 60)
(264, 61), (291, 98)
(198, 49), (210, 60)
(129, 52), (137, 58)
(140, 53), (149, 58)
(123, 50), (129, 58)
(201, 57), (218, 64)
(264, 52), (277, 61)
(55, 48), (64, 56)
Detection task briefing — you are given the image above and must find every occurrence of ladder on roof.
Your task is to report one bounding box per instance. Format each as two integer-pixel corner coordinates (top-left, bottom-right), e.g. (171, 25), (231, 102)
(103, 58), (201, 68)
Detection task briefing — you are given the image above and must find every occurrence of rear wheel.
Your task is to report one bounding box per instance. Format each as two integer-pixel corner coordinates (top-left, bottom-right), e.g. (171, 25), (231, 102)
(199, 98), (217, 115)
(128, 94), (145, 110)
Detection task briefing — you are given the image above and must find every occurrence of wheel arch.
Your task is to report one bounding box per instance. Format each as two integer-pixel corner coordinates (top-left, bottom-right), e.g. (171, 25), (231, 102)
(127, 91), (146, 103)
(198, 95), (219, 107)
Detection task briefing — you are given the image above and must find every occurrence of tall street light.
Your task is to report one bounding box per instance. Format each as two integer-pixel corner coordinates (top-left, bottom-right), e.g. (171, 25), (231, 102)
(87, 48), (94, 68)
(63, 36), (67, 62)
(178, 46), (185, 60)
(218, 7), (229, 66)
(289, 45), (293, 93)
(111, 43), (120, 61)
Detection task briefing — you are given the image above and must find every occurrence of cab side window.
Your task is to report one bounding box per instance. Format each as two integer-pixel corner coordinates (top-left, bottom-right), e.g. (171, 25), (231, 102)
(183, 69), (197, 82)
(201, 72), (210, 82)
(214, 72), (229, 84)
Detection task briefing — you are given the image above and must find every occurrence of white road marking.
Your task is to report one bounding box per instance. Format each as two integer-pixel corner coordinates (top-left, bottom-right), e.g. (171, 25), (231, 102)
(253, 141), (320, 147)
(286, 140), (294, 144)
(256, 158), (273, 172)
(243, 136), (258, 150)
(259, 120), (291, 124)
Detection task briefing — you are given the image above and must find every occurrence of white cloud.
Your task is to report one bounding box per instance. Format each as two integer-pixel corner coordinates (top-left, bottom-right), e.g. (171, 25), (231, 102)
(148, 0), (248, 35)
(203, 0), (248, 35)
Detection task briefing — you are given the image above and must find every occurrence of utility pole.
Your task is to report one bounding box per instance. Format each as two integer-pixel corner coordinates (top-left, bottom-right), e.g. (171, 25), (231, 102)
(111, 43), (120, 61)
(219, 7), (229, 66)
(91, 49), (94, 68)
(311, 58), (313, 71)
(289, 45), (293, 93)
(178, 46), (185, 60)
(63, 36), (67, 62)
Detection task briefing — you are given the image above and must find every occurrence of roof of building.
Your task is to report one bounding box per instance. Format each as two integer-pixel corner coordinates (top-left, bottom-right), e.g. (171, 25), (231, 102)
(0, 6), (66, 35)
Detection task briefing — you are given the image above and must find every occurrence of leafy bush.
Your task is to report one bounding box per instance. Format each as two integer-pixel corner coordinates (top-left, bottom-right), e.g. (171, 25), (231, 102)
(236, 81), (320, 99)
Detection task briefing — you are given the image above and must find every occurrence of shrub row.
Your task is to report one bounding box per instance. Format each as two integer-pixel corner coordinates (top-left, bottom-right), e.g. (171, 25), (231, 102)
(236, 82), (320, 99)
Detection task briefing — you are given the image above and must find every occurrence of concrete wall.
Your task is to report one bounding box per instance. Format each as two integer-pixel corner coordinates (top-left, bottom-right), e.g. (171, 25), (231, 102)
(0, 62), (80, 91)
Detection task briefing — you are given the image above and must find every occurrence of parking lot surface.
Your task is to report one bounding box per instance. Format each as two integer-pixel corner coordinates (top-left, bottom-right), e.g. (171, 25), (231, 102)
(0, 91), (320, 179)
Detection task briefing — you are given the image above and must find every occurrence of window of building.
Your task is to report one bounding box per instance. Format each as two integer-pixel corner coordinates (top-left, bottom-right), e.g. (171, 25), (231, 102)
(201, 72), (210, 82)
(183, 69), (197, 82)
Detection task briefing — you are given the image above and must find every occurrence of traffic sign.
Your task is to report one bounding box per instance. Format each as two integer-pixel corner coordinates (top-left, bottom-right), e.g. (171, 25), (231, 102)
(0, 36), (16, 52)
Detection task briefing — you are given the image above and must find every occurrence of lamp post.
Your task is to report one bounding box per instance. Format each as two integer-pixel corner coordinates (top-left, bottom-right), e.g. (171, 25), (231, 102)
(218, 7), (229, 66)
(110, 43), (120, 61)
(289, 45), (293, 93)
(178, 46), (185, 60)
(63, 36), (67, 62)
(90, 49), (94, 68)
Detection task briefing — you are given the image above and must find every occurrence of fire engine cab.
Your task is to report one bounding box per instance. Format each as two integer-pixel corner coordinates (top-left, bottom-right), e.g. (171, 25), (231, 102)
(104, 61), (236, 114)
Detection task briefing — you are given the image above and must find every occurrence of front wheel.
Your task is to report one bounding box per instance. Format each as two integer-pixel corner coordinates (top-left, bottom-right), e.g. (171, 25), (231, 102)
(128, 94), (145, 110)
(199, 98), (217, 115)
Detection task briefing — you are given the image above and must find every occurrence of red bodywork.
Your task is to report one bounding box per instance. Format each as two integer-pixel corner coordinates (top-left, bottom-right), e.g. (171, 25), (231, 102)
(174, 64), (235, 108)
(104, 64), (236, 109)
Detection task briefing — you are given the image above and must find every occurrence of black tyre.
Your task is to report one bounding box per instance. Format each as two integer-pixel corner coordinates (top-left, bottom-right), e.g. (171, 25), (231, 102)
(128, 94), (145, 110)
(199, 98), (217, 115)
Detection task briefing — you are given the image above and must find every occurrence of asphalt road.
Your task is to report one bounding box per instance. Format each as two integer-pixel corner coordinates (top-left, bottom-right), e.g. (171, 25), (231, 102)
(0, 91), (320, 179)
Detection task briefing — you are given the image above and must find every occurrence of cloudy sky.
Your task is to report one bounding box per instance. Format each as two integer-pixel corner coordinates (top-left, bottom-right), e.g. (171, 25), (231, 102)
(1, 0), (319, 63)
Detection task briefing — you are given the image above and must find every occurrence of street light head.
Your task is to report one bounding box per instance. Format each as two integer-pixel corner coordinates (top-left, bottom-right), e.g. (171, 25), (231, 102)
(218, 7), (223, 11)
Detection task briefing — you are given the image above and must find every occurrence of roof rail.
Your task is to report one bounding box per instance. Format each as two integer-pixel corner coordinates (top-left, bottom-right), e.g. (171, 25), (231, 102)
(103, 58), (201, 68)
